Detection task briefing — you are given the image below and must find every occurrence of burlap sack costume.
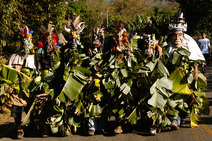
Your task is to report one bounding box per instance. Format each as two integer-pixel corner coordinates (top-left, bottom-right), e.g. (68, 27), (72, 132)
(10, 91), (29, 107)
(8, 26), (36, 107)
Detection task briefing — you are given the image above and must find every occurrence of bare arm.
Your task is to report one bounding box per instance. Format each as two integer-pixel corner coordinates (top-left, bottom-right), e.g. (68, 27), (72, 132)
(193, 64), (198, 80)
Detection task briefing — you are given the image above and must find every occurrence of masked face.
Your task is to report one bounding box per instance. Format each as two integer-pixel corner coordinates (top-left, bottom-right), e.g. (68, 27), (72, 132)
(23, 37), (33, 54)
(171, 30), (184, 48)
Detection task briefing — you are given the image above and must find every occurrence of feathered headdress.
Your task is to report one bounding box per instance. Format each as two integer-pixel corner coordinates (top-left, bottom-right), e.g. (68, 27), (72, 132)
(19, 26), (33, 38)
(93, 27), (105, 34)
(169, 10), (187, 32)
(64, 14), (85, 33)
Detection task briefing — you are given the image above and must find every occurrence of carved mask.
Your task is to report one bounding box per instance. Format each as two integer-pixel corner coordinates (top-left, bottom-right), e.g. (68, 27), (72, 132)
(171, 30), (184, 48)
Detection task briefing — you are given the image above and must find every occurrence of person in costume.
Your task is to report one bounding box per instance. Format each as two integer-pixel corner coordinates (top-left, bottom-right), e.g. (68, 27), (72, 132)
(8, 26), (36, 139)
(37, 21), (65, 137)
(64, 14), (86, 51)
(167, 11), (205, 130)
(197, 32), (211, 74)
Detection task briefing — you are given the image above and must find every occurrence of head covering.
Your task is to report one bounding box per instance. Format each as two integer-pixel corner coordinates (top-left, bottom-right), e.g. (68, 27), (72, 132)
(169, 10), (187, 32)
(19, 26), (33, 38)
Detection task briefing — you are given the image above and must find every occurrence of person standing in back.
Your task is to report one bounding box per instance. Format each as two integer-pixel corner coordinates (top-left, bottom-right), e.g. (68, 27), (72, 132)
(197, 32), (211, 74)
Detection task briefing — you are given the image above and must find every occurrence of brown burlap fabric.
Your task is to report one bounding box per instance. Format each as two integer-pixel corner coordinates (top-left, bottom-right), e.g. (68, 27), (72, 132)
(10, 91), (29, 107)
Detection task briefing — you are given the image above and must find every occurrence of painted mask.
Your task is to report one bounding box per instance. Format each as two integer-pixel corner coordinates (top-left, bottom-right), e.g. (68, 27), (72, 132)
(144, 34), (156, 56)
(171, 30), (184, 48)
(19, 26), (34, 54)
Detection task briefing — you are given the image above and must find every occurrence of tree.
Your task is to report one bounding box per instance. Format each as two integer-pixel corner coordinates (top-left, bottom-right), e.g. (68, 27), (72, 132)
(173, 0), (212, 36)
(0, 0), (68, 59)
(110, 0), (153, 22)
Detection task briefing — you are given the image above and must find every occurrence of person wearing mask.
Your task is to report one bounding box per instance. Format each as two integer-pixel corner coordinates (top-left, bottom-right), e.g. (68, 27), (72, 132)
(167, 11), (205, 130)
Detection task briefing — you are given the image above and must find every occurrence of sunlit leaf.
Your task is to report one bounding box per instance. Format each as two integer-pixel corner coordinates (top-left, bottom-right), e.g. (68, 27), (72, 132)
(21, 101), (35, 126)
(169, 68), (193, 95)
(59, 73), (85, 101)
(148, 91), (167, 108)
(146, 61), (155, 71)
(120, 69), (128, 77)
(197, 73), (207, 89)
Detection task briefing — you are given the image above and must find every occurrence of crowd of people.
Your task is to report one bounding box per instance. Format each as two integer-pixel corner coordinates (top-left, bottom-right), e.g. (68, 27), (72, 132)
(1, 11), (210, 139)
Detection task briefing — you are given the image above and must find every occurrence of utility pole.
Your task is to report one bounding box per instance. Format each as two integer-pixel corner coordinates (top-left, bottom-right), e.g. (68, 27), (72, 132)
(107, 9), (108, 28)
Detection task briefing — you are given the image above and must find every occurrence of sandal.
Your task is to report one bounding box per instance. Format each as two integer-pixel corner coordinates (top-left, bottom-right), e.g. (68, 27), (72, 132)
(171, 122), (180, 130)
(17, 129), (24, 139)
(114, 126), (123, 134)
(65, 128), (72, 136)
(150, 126), (157, 135)
(88, 130), (95, 136)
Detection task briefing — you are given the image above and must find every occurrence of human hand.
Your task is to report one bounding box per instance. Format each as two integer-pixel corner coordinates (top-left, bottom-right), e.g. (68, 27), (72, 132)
(8, 87), (14, 94)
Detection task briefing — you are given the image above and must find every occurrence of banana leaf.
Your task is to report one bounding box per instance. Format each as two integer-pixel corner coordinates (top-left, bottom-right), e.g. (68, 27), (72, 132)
(120, 83), (131, 95)
(88, 103), (103, 116)
(197, 73), (207, 89)
(164, 116), (171, 126)
(21, 101), (36, 126)
(177, 48), (191, 56)
(120, 69), (128, 77)
(127, 107), (137, 125)
(68, 117), (80, 133)
(190, 108), (199, 127)
(172, 51), (181, 65)
(75, 101), (84, 115)
(58, 70), (87, 102)
(157, 60), (169, 76)
(75, 66), (92, 76)
(148, 91), (167, 108)
(146, 61), (155, 71)
(50, 124), (59, 134)
(169, 68), (193, 95)
(1, 65), (32, 97)
(1, 64), (18, 83)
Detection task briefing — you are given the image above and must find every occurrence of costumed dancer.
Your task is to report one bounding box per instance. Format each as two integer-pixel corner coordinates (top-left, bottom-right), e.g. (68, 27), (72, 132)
(87, 27), (107, 136)
(141, 33), (163, 135)
(64, 14), (86, 51)
(167, 11), (205, 130)
(87, 77), (108, 136)
(37, 21), (62, 137)
(112, 21), (132, 134)
(8, 26), (36, 139)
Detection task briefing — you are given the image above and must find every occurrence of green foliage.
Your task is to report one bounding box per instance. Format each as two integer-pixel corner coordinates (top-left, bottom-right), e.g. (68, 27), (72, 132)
(175, 0), (212, 36)
(126, 7), (176, 36)
(66, 1), (88, 18)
